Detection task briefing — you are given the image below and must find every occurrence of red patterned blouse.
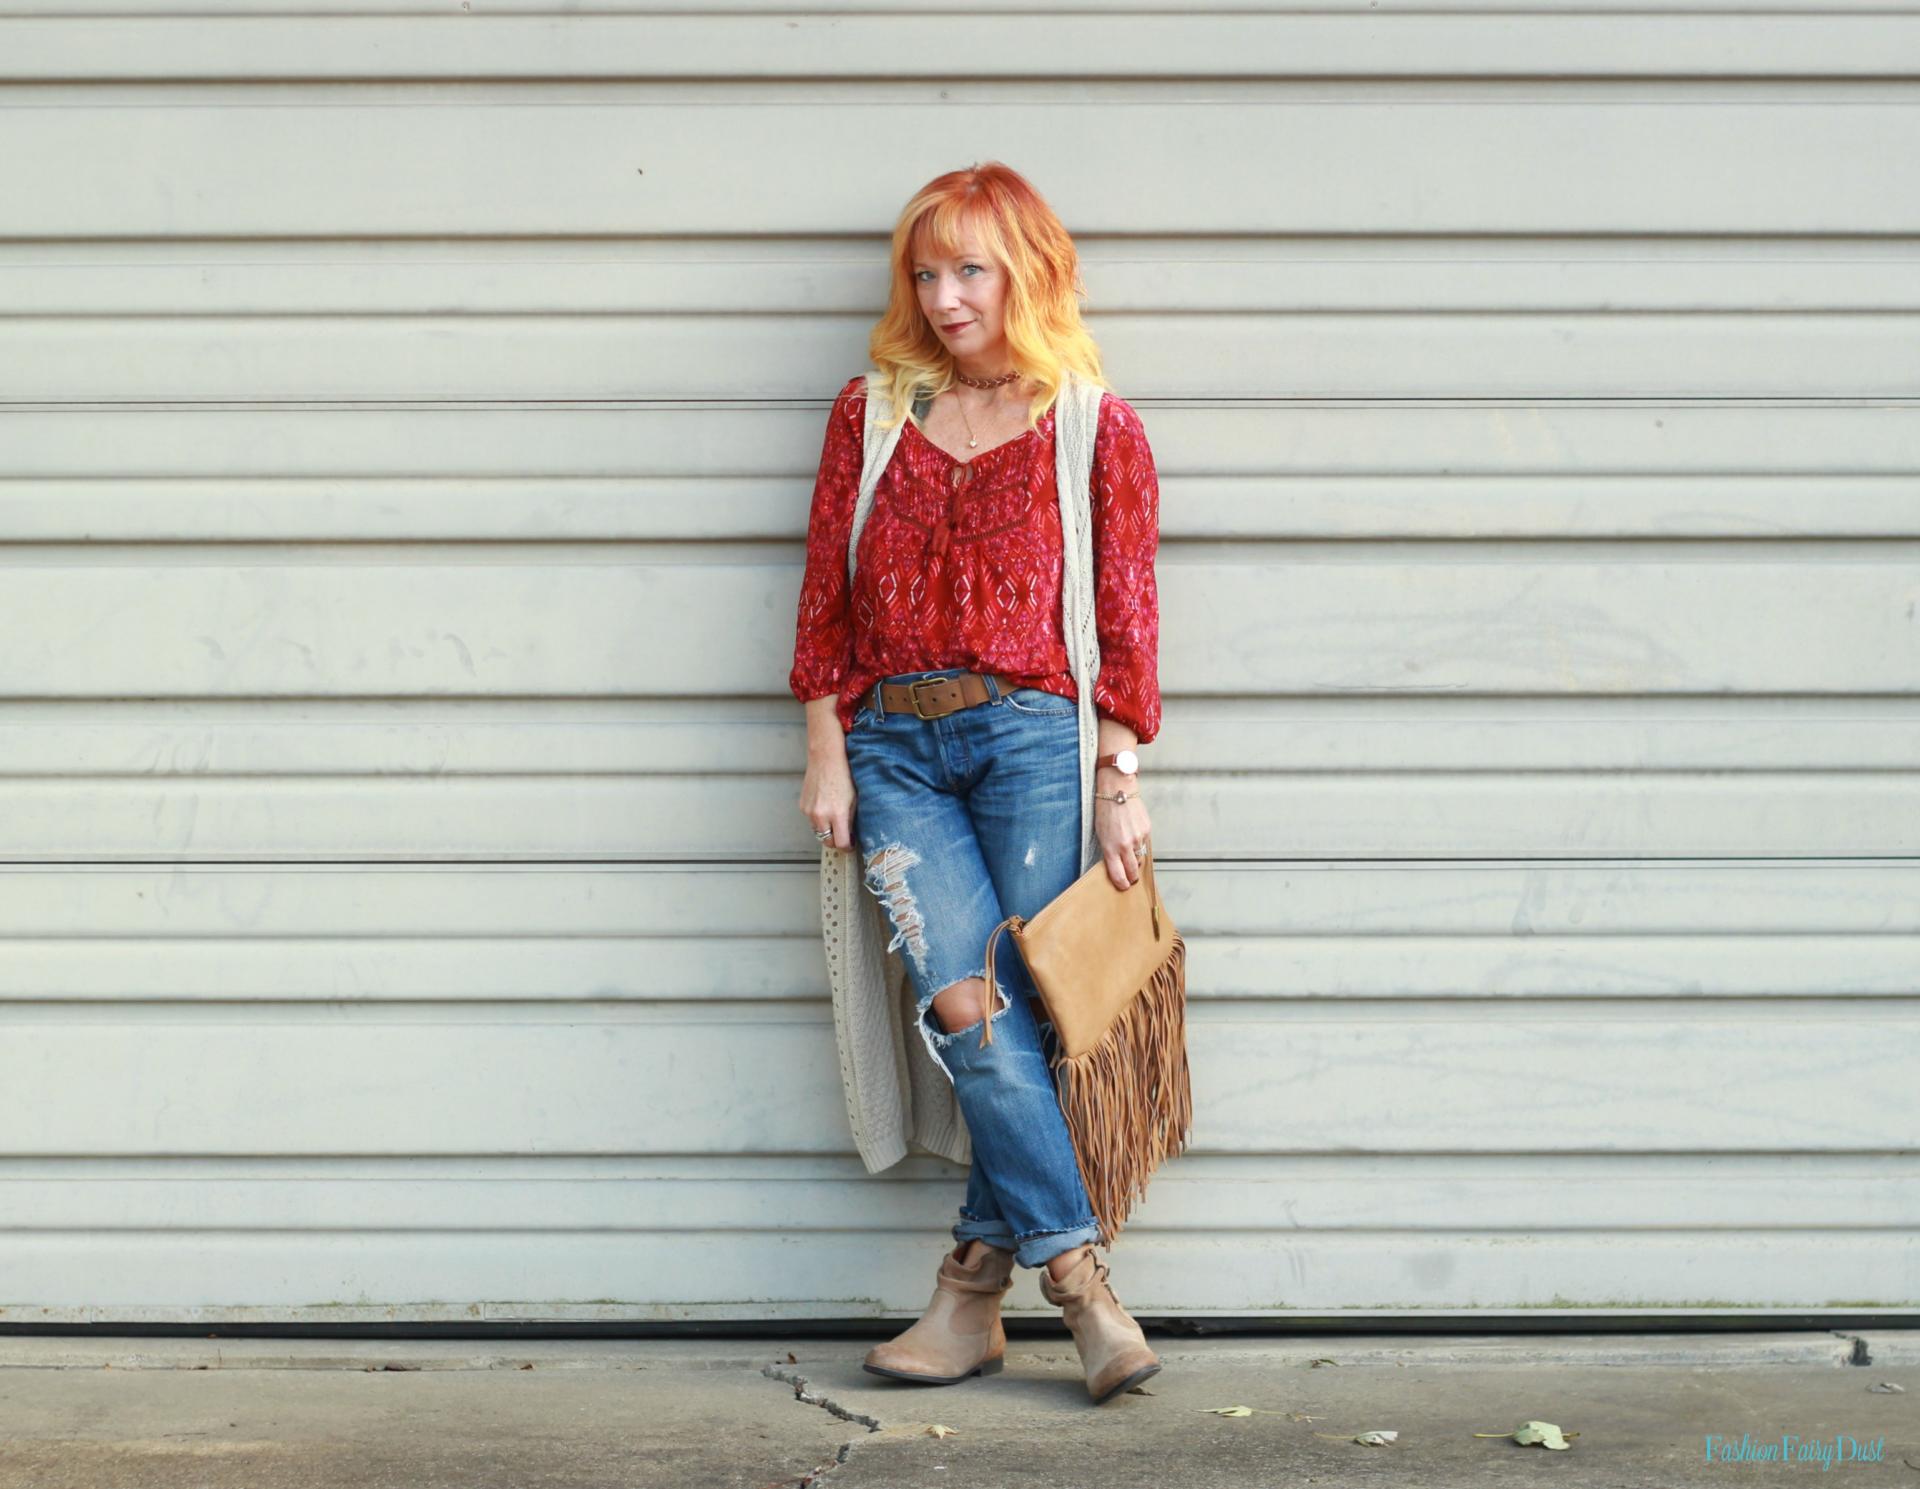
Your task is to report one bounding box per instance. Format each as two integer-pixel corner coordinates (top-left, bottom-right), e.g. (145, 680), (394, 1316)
(788, 373), (1161, 743)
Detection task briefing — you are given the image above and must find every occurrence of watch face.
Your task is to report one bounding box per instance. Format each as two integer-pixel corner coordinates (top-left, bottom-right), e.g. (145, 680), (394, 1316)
(1115, 748), (1139, 775)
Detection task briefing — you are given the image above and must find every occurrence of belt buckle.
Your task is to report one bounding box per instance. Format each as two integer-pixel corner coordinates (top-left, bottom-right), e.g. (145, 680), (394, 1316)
(907, 677), (958, 720)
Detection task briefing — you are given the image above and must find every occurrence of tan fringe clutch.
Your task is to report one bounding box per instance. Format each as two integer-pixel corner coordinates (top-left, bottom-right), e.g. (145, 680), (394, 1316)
(980, 839), (1192, 1246)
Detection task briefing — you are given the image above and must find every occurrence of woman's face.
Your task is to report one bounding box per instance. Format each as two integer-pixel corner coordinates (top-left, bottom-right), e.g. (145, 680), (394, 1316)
(912, 238), (1008, 364)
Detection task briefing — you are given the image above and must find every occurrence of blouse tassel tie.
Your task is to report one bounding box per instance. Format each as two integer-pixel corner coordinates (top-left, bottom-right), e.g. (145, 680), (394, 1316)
(928, 461), (971, 559)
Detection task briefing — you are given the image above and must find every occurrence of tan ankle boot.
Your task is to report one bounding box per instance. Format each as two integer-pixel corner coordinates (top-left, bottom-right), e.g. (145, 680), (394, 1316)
(1037, 1247), (1161, 1404)
(862, 1239), (1016, 1385)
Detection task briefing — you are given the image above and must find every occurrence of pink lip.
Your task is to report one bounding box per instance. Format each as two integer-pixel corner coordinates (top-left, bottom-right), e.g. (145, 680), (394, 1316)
(942, 320), (973, 331)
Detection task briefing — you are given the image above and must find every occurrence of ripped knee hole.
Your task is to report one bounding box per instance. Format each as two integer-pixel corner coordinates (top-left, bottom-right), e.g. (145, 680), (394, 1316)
(928, 976), (991, 1035)
(919, 972), (1014, 1047)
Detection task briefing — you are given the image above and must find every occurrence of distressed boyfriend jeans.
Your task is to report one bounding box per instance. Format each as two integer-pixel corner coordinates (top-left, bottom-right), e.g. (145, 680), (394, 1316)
(845, 666), (1105, 1270)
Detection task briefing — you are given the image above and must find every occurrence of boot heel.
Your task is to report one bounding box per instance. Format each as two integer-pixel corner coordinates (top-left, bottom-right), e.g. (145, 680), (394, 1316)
(1038, 1249), (1162, 1405)
(1094, 1358), (1160, 1404)
(975, 1355), (1006, 1376)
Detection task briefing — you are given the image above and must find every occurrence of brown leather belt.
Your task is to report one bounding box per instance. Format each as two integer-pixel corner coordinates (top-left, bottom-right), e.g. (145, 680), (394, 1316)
(867, 671), (1012, 720)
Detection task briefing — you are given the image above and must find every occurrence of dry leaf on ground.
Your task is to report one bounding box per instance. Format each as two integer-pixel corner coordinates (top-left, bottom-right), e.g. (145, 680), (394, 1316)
(1476, 1420), (1575, 1450)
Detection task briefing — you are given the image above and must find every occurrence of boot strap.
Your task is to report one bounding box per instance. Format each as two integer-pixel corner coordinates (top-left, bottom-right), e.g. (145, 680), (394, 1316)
(940, 1270), (1014, 1296)
(1042, 1257), (1113, 1306)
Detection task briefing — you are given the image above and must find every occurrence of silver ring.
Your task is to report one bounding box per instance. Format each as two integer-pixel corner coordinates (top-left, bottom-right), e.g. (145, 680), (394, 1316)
(814, 828), (834, 840)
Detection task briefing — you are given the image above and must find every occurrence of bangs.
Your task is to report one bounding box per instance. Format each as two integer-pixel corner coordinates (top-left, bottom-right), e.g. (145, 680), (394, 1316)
(909, 202), (1000, 267)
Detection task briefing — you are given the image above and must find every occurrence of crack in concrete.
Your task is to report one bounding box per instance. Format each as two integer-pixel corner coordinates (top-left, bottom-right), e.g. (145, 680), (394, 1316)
(759, 1361), (882, 1487)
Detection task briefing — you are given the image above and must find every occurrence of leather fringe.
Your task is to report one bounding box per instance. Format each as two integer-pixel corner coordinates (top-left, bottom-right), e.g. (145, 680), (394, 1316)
(1052, 931), (1193, 1247)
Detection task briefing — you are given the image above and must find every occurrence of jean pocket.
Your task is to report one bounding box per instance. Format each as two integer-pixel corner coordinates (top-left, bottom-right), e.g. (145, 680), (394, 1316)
(1001, 687), (1076, 716)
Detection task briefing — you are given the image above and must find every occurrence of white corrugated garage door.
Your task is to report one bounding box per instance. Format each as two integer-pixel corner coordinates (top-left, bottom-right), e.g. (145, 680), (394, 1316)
(1, 5), (1916, 1325)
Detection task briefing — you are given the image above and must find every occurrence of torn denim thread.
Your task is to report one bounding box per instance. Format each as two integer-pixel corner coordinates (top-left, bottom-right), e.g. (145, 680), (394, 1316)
(861, 842), (929, 979)
(861, 839), (1015, 1076)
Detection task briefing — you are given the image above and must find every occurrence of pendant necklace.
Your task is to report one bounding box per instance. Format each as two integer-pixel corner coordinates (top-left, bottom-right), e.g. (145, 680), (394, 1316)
(950, 367), (1022, 449)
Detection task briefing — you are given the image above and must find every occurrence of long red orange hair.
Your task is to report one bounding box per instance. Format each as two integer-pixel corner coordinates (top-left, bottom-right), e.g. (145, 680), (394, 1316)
(866, 161), (1110, 434)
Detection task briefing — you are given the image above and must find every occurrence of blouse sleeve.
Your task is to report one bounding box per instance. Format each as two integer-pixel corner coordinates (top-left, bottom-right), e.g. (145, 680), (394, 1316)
(787, 376), (867, 704)
(1087, 392), (1163, 744)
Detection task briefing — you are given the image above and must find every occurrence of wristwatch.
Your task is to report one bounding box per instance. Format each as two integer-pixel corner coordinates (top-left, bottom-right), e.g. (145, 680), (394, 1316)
(1095, 749), (1139, 776)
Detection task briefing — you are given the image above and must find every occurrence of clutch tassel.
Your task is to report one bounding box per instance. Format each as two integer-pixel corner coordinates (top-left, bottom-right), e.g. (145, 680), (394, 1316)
(1051, 931), (1194, 1248)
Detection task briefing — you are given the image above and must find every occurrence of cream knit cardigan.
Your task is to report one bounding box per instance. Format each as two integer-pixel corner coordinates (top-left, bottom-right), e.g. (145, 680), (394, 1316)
(819, 366), (1108, 1173)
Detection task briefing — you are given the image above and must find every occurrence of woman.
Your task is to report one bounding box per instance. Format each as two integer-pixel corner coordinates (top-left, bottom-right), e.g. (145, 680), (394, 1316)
(789, 163), (1165, 1405)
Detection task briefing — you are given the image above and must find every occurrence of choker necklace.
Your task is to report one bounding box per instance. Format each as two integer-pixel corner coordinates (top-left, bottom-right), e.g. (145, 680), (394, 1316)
(949, 367), (1022, 449)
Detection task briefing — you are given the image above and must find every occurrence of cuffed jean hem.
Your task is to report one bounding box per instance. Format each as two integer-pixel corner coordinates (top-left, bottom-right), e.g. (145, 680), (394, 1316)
(953, 1215), (1104, 1271)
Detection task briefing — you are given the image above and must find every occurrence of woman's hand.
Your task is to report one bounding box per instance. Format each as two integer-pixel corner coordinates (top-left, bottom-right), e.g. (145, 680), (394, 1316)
(1094, 767), (1152, 891)
(801, 695), (857, 851)
(802, 754), (858, 852)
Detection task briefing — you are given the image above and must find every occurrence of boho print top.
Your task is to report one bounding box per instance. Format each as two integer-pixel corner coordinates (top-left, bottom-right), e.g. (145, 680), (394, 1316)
(788, 373), (1162, 743)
